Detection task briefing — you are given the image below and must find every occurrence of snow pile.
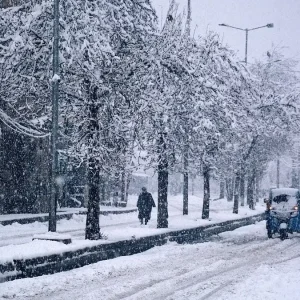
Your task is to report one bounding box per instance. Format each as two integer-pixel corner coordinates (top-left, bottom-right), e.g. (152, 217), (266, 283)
(0, 240), (69, 264)
(33, 232), (72, 241)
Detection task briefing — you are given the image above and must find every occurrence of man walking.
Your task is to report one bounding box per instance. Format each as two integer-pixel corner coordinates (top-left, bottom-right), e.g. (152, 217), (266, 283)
(137, 187), (156, 225)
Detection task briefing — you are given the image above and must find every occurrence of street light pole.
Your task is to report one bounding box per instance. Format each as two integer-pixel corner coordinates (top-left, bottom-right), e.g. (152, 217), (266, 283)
(245, 29), (248, 64)
(49, 0), (60, 232)
(186, 0), (191, 36)
(219, 23), (274, 64)
(183, 0), (191, 215)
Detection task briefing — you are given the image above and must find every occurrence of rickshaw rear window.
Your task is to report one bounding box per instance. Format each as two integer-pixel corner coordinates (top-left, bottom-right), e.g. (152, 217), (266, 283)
(273, 194), (289, 203)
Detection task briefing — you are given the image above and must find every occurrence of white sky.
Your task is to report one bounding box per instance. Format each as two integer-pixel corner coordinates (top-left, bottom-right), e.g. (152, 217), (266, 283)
(150, 0), (300, 64)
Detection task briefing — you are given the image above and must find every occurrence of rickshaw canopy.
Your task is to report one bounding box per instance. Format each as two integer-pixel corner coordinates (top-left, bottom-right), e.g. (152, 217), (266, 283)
(269, 188), (300, 202)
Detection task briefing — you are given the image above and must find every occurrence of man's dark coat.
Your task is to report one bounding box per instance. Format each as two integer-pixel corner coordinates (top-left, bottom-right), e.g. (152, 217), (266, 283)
(137, 191), (156, 220)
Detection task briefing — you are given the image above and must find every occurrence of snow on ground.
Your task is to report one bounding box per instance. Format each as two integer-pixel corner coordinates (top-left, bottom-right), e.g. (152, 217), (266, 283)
(0, 194), (265, 264)
(1, 221), (300, 300)
(0, 206), (135, 222)
(0, 210), (79, 222)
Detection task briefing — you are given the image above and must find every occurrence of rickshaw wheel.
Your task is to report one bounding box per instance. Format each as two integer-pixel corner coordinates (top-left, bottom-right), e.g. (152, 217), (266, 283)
(279, 229), (288, 241)
(267, 229), (273, 239)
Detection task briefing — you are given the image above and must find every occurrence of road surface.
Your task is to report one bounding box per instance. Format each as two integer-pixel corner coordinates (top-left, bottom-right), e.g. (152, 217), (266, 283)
(1, 221), (299, 300)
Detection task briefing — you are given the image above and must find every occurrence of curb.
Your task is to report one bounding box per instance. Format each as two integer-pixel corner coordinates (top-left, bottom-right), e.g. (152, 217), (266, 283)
(0, 213), (265, 283)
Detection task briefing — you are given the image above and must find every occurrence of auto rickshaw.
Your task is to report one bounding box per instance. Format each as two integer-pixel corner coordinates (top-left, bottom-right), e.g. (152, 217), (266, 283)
(265, 188), (300, 240)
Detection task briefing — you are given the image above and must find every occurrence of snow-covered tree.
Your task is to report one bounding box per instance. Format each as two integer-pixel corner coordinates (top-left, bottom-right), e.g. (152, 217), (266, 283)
(0, 0), (157, 235)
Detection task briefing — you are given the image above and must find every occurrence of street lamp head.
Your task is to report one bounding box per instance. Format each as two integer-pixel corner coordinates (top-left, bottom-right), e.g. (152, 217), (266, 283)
(267, 23), (274, 28)
(219, 23), (227, 27)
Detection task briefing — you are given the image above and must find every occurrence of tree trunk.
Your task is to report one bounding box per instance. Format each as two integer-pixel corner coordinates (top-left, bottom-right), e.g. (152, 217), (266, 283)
(219, 179), (225, 199)
(100, 176), (106, 204)
(242, 136), (258, 206)
(202, 165), (210, 219)
(255, 173), (260, 203)
(246, 175), (250, 205)
(183, 145), (188, 215)
(233, 172), (240, 214)
(191, 174), (195, 195)
(85, 83), (102, 240)
(125, 172), (131, 203)
(276, 159), (280, 188)
(112, 172), (119, 207)
(85, 160), (101, 240)
(183, 172), (188, 215)
(292, 158), (298, 188)
(106, 176), (112, 204)
(120, 167), (126, 204)
(157, 134), (168, 228)
(226, 178), (234, 202)
(240, 167), (245, 206)
(247, 170), (255, 210)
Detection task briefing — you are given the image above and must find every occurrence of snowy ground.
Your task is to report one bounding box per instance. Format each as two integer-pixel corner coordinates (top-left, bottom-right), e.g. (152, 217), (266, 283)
(0, 204), (138, 222)
(1, 220), (299, 300)
(0, 194), (265, 264)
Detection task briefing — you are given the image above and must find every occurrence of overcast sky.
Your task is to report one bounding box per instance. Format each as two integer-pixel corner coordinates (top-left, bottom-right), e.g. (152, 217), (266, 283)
(150, 0), (300, 65)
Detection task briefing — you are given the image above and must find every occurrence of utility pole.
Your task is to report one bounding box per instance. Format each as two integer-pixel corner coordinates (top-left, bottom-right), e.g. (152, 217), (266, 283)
(49, 0), (60, 232)
(183, 0), (191, 215)
(245, 29), (248, 64)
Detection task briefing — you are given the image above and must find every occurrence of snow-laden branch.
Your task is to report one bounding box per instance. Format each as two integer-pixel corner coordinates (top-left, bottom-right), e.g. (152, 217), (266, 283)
(0, 109), (49, 138)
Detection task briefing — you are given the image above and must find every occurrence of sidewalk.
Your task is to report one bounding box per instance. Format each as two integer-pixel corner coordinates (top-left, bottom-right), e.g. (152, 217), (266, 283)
(0, 195), (266, 265)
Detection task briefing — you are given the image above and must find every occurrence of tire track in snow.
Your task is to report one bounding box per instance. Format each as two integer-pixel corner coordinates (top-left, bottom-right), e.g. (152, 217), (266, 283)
(165, 240), (300, 300)
(3, 222), (300, 300)
(110, 232), (300, 300)
(198, 280), (234, 300)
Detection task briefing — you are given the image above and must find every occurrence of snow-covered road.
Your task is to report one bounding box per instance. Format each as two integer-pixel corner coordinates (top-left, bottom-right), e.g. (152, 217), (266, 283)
(1, 221), (300, 300)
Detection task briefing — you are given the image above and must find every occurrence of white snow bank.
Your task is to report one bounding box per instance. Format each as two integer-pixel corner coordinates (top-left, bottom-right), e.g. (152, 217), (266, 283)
(0, 239), (110, 264)
(33, 232), (72, 241)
